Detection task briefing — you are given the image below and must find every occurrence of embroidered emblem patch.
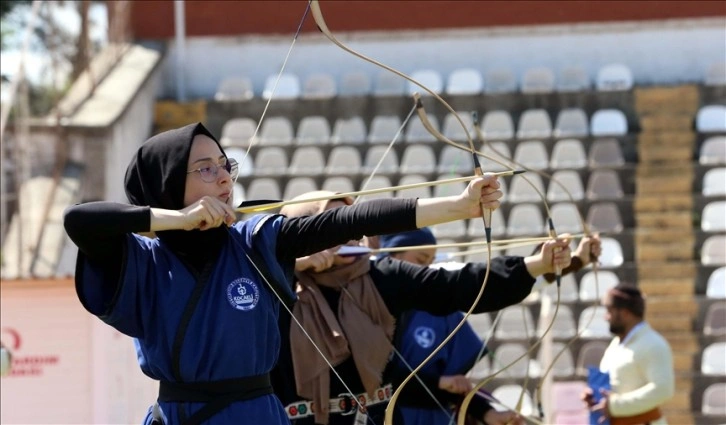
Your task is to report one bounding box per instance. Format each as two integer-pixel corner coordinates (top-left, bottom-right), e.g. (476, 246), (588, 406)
(226, 278), (260, 311)
(413, 326), (435, 349)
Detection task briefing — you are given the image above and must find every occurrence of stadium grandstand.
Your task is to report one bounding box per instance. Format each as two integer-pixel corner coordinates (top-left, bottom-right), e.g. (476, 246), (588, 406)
(1, 1), (724, 423)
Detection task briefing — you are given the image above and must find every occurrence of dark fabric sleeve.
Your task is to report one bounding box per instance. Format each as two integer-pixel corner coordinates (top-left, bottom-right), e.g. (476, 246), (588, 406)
(275, 198), (417, 261)
(372, 256), (536, 317)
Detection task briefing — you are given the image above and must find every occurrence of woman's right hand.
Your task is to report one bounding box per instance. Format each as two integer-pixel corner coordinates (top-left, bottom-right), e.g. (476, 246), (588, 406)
(179, 196), (236, 231)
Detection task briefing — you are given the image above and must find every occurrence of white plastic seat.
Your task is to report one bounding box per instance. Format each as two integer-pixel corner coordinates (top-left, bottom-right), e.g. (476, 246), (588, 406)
(507, 204), (544, 236)
(296, 116), (331, 145)
(396, 175), (430, 199)
(433, 175), (466, 199)
(358, 176), (392, 201)
(233, 182), (246, 206)
(466, 313), (492, 340)
(537, 306), (576, 339)
(697, 105), (726, 133)
(302, 73), (336, 99)
(321, 177), (354, 194)
(701, 342), (726, 375)
(246, 178), (281, 200)
(442, 112), (475, 143)
(705, 61), (726, 86)
(438, 145), (473, 174)
(339, 71), (371, 96)
(591, 109), (628, 137)
(549, 203), (584, 234)
(596, 64), (633, 91)
(224, 147), (253, 177)
(220, 118), (257, 147)
(400, 145), (436, 174)
(253, 147), (288, 176)
(259, 116), (294, 145)
(702, 201), (726, 232)
(331, 116), (366, 144)
(326, 146), (362, 175)
(703, 168), (726, 196)
(579, 270), (619, 302)
(262, 73), (300, 100)
(492, 384), (533, 415)
(373, 72), (406, 96)
(522, 66), (555, 94)
(430, 221), (466, 239)
(702, 235), (726, 266)
(484, 68), (517, 94)
(215, 76), (253, 101)
(513, 140), (549, 170)
(509, 174), (546, 203)
(550, 139), (587, 169)
(706, 267), (726, 298)
(516, 109), (552, 139)
(546, 171), (584, 202)
(408, 69), (443, 95)
(468, 209), (506, 238)
(467, 356), (491, 381)
(368, 115), (403, 145)
(554, 108), (589, 138)
(479, 142), (513, 172)
(404, 113), (439, 144)
(704, 303), (726, 335)
(288, 147), (325, 176)
(586, 170), (624, 200)
(362, 145), (399, 175)
(481, 111), (515, 140)
(578, 306), (610, 338)
(283, 177), (317, 200)
(702, 383), (726, 415)
(589, 139), (625, 167)
(587, 202), (624, 233)
(495, 308), (535, 340)
(700, 136), (726, 165)
(557, 66), (590, 92)
(540, 273), (579, 303)
(446, 68), (483, 95)
(599, 237), (624, 268)
(536, 342), (574, 377)
(506, 244), (537, 258)
(493, 344), (531, 379)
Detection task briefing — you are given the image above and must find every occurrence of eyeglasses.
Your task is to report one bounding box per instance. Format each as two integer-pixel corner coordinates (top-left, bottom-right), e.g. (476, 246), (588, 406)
(187, 158), (239, 183)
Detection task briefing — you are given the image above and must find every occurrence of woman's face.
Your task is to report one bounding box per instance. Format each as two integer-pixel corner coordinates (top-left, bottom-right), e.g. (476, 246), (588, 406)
(183, 135), (234, 207)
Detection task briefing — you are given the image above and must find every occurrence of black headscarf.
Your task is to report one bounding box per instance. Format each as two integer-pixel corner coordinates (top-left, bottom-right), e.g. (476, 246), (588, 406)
(124, 122), (229, 271)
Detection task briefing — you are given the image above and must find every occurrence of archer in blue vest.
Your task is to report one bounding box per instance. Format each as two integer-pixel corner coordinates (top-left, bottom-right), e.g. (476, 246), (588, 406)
(63, 122), (507, 425)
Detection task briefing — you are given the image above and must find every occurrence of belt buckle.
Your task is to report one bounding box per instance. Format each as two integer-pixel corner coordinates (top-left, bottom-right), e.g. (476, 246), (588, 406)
(337, 393), (359, 416)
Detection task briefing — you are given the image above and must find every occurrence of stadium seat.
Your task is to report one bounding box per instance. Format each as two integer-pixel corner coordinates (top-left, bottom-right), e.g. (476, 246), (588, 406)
(549, 203), (584, 234)
(485, 68), (517, 94)
(224, 147), (253, 177)
(702, 201), (726, 232)
(550, 139), (587, 169)
(537, 306), (577, 339)
(516, 109), (553, 139)
(590, 109), (628, 136)
(446, 68), (484, 95)
(466, 313), (493, 340)
(253, 147), (288, 176)
(481, 110), (515, 140)
(521, 66), (555, 94)
(408, 69), (444, 95)
(704, 303), (726, 336)
(705, 61), (726, 86)
(554, 108), (589, 138)
(509, 174), (546, 203)
(215, 76), (254, 101)
(233, 182), (246, 205)
(576, 341), (609, 376)
(358, 176), (393, 201)
(506, 244), (538, 258)
(587, 202), (624, 233)
(706, 267), (726, 298)
(400, 145), (437, 174)
(596, 63), (633, 91)
(442, 112), (475, 143)
(699, 136), (726, 165)
(557, 65), (590, 92)
(373, 71), (406, 96)
(302, 73), (337, 99)
(702, 168), (726, 196)
(536, 342), (575, 377)
(296, 116), (331, 145)
(468, 208), (506, 238)
(507, 203), (544, 236)
(326, 146), (362, 175)
(339, 71), (371, 96)
(702, 236), (726, 266)
(467, 356), (491, 381)
(701, 342), (726, 375)
(495, 307), (535, 340)
(492, 343), (531, 378)
(702, 383), (726, 415)
(331, 116), (366, 144)
(430, 221), (466, 239)
(433, 175), (466, 198)
(396, 175), (430, 199)
(586, 170), (624, 200)
(540, 273), (579, 303)
(220, 118), (257, 147)
(579, 270), (619, 302)
(438, 145), (473, 175)
(578, 306), (610, 338)
(491, 384), (533, 415)
(513, 140), (549, 170)
(696, 105), (726, 133)
(404, 113), (439, 144)
(368, 115), (403, 145)
(259, 116), (294, 145)
(546, 171), (585, 202)
(289, 146), (325, 176)
(479, 142), (513, 172)
(362, 145), (399, 175)
(284, 177), (317, 200)
(246, 178), (281, 200)
(589, 138), (625, 168)
(598, 237), (624, 268)
(262, 73), (300, 100)
(321, 177), (354, 194)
